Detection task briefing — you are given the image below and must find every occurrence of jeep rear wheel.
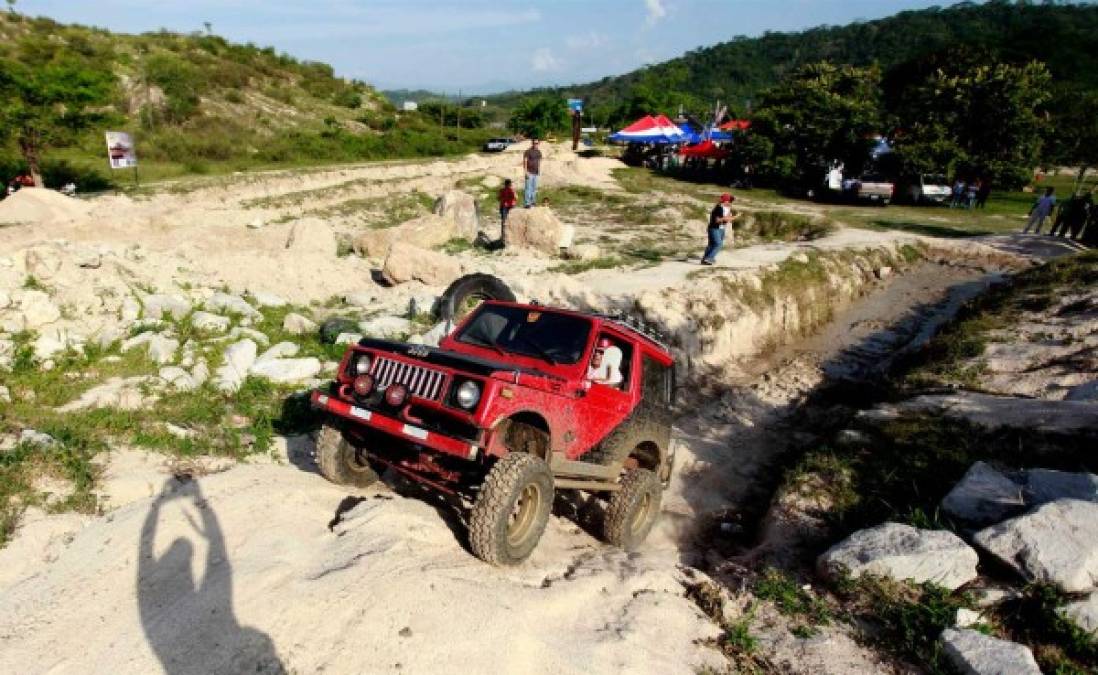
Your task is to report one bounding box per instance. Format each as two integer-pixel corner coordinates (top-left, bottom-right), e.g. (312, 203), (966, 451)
(469, 453), (554, 565)
(315, 424), (380, 488)
(603, 468), (662, 551)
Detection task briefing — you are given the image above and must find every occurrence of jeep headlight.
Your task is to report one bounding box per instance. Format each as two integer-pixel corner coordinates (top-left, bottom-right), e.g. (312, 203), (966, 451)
(353, 354), (372, 375)
(456, 381), (481, 410)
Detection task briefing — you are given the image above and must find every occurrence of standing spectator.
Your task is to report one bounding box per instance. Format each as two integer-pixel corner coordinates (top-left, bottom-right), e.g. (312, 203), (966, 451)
(701, 193), (740, 265)
(1051, 191), (1092, 240)
(965, 180), (979, 209)
(522, 138), (542, 208)
(975, 179), (991, 209)
(1080, 192), (1098, 247)
(1023, 187), (1056, 234)
(950, 179), (966, 208)
(498, 178), (516, 243)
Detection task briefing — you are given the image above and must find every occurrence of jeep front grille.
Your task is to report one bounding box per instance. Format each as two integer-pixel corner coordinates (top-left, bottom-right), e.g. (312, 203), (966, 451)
(371, 356), (446, 401)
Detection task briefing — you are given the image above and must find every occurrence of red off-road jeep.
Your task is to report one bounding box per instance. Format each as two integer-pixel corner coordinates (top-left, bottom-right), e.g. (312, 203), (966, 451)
(309, 298), (676, 565)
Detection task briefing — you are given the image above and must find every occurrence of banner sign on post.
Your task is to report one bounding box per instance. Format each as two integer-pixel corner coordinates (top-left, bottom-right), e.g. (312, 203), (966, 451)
(567, 98), (583, 113)
(105, 131), (137, 169)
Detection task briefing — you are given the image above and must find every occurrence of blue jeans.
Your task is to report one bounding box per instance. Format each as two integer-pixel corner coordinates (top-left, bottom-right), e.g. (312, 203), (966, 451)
(702, 227), (725, 262)
(524, 173), (539, 207)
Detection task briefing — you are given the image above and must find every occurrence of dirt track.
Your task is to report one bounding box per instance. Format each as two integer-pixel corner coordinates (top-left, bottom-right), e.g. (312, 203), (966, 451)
(0, 148), (1084, 674)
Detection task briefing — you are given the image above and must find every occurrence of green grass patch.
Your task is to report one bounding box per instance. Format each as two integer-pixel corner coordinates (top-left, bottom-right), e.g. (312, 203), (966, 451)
(547, 256), (624, 275)
(754, 567), (832, 634)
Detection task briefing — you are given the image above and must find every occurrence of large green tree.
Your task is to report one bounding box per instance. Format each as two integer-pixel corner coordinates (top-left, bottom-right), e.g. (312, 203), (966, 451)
(888, 57), (1051, 188)
(0, 53), (114, 186)
(749, 62), (882, 188)
(507, 96), (568, 138)
(1042, 89), (1098, 190)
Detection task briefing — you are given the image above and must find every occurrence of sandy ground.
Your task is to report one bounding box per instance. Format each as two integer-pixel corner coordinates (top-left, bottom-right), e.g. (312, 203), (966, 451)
(0, 147), (1085, 674)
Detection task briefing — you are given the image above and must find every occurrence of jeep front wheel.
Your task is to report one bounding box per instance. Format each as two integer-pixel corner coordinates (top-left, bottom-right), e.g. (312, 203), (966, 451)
(603, 468), (662, 551)
(469, 453), (554, 565)
(315, 424), (380, 488)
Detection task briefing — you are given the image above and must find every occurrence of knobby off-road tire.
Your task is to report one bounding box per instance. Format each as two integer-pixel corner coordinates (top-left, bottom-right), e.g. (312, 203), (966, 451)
(469, 453), (554, 565)
(603, 468), (662, 551)
(438, 273), (515, 324)
(315, 424), (379, 488)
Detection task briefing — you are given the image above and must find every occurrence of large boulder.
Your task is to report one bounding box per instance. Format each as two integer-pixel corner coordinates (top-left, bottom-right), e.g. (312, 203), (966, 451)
(24, 246), (63, 280)
(353, 213), (456, 259)
(816, 522), (979, 591)
(190, 311), (231, 333)
(503, 207), (575, 255)
(381, 242), (461, 287)
(285, 217), (337, 257)
(359, 316), (414, 339)
(941, 461), (1026, 527)
(250, 357), (322, 383)
(974, 498), (1098, 593)
(940, 628), (1041, 675)
(57, 377), (153, 412)
(434, 190), (479, 239)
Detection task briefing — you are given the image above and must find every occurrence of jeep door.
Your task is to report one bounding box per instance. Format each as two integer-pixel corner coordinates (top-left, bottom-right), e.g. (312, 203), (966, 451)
(569, 330), (637, 458)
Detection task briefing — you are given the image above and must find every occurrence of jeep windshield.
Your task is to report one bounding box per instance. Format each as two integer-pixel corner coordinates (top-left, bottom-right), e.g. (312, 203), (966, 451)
(456, 305), (591, 365)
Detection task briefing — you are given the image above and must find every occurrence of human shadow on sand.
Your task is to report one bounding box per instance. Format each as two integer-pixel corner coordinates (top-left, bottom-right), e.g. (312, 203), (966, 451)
(137, 477), (285, 675)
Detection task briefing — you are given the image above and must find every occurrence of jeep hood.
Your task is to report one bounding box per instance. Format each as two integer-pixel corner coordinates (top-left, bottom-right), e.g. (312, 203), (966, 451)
(356, 337), (561, 380)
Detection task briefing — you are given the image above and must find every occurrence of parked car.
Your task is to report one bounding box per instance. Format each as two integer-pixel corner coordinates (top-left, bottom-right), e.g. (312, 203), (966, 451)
(850, 174), (895, 205)
(482, 138), (511, 152)
(904, 173), (952, 205)
(310, 278), (676, 566)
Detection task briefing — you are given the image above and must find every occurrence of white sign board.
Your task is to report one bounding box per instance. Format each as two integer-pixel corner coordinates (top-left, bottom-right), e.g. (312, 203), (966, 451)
(105, 131), (137, 169)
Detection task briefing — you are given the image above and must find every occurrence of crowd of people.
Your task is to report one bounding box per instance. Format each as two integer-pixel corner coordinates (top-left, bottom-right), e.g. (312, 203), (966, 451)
(1025, 186), (1098, 245)
(950, 178), (992, 209)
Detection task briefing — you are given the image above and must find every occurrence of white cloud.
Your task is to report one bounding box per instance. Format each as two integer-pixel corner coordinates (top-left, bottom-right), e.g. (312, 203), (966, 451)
(531, 47), (562, 73)
(565, 30), (607, 50)
(644, 0), (667, 26)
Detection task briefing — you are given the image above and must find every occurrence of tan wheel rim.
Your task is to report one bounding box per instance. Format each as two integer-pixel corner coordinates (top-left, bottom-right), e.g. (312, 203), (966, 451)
(507, 483), (541, 546)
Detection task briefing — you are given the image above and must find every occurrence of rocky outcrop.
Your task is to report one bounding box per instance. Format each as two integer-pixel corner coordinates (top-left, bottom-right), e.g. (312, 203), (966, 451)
(940, 628), (1041, 675)
(858, 391), (1098, 437)
(191, 311), (231, 333)
(250, 357), (321, 383)
(434, 190), (478, 239)
(1059, 592), (1098, 635)
(57, 377), (154, 412)
(353, 214), (455, 259)
(974, 498), (1098, 593)
(1024, 468), (1098, 505)
(381, 242), (461, 286)
(205, 292), (260, 319)
(503, 207), (575, 255)
(817, 522), (979, 590)
(359, 316), (413, 339)
(142, 294), (190, 321)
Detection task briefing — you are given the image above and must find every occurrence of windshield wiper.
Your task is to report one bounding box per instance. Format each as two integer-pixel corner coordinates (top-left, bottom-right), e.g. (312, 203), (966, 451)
(515, 334), (557, 365)
(466, 335), (507, 357)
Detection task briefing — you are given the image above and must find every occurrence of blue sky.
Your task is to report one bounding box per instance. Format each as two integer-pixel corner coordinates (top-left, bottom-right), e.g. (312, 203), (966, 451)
(20, 0), (970, 93)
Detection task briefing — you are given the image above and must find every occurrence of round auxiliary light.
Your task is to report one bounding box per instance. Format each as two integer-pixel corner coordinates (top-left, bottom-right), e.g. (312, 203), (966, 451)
(385, 383), (408, 407)
(354, 354), (373, 375)
(353, 374), (375, 397)
(455, 381), (481, 410)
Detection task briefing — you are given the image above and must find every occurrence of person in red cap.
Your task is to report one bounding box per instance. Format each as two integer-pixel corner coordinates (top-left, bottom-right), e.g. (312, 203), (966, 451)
(701, 192), (740, 265)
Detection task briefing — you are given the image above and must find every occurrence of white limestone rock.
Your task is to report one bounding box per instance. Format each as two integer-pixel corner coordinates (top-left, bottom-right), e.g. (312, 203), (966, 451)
(282, 312), (317, 335)
(817, 522), (979, 591)
(191, 311), (231, 333)
(250, 357), (322, 383)
(940, 628), (1041, 675)
(215, 338), (257, 393)
(941, 461), (1026, 527)
(974, 498), (1098, 593)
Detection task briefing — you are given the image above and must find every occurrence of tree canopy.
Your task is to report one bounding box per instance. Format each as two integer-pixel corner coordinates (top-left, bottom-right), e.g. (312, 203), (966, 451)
(508, 96), (569, 138)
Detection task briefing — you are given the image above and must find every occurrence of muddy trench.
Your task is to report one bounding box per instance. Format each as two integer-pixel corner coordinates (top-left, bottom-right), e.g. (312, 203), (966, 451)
(663, 260), (1005, 566)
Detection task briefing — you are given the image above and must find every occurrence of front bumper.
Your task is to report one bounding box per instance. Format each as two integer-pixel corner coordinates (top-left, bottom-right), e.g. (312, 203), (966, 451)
(310, 390), (479, 461)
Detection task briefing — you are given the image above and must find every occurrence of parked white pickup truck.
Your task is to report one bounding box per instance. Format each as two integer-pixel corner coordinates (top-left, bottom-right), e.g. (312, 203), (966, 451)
(850, 174), (895, 205)
(906, 174), (952, 205)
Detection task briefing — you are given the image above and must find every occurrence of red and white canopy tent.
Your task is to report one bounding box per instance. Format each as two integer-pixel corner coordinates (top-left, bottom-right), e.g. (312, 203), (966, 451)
(609, 115), (689, 144)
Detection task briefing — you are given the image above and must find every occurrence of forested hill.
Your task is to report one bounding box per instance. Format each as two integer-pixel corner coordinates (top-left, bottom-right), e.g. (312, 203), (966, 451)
(500, 1), (1098, 118)
(0, 12), (494, 184)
